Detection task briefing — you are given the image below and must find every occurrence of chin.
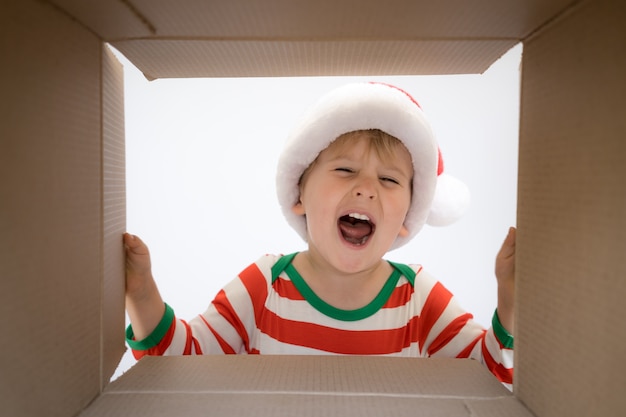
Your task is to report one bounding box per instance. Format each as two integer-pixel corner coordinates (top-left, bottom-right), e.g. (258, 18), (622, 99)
(333, 245), (386, 272)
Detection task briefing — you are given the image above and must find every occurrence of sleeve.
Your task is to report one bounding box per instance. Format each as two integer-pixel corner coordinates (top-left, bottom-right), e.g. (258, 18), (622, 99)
(125, 255), (276, 359)
(125, 302), (203, 359)
(483, 310), (514, 388)
(414, 270), (514, 387)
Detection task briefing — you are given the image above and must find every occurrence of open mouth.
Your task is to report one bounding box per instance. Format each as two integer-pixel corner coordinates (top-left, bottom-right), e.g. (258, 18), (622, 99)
(338, 212), (375, 246)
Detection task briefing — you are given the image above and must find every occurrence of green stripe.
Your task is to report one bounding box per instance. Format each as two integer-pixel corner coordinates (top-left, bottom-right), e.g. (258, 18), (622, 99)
(492, 310), (514, 349)
(387, 261), (416, 286)
(283, 261), (402, 322)
(271, 252), (299, 283)
(125, 303), (175, 351)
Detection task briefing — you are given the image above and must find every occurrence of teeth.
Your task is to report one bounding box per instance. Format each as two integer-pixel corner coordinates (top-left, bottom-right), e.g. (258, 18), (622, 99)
(348, 213), (370, 221)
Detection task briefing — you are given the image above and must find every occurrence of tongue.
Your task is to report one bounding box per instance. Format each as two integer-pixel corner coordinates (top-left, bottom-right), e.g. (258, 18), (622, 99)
(339, 218), (372, 243)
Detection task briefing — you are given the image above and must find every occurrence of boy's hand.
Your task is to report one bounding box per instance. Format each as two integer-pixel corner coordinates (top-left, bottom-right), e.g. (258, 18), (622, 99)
(123, 233), (165, 340)
(124, 233), (153, 298)
(495, 227), (516, 333)
(496, 227), (516, 285)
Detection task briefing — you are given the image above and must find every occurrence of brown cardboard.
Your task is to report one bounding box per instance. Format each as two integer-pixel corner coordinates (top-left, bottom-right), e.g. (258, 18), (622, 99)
(1, 1), (125, 416)
(101, 43), (128, 387)
(2, 0), (626, 416)
(80, 356), (532, 417)
(516, 0), (626, 415)
(49, 0), (575, 79)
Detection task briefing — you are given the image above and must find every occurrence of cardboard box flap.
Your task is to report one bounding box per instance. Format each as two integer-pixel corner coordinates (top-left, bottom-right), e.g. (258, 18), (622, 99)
(47, 0), (154, 38)
(2, 2), (127, 415)
(101, 44), (128, 387)
(50, 0), (576, 78)
(110, 38), (518, 78)
(516, 0), (626, 415)
(108, 356), (509, 396)
(80, 356), (534, 417)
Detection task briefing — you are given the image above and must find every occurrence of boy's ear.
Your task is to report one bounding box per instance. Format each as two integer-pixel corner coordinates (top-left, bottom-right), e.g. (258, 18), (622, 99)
(292, 201), (305, 216)
(398, 224), (410, 238)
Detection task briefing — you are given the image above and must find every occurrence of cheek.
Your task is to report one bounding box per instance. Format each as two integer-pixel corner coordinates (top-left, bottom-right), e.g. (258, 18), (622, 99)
(296, 181), (328, 218)
(301, 185), (341, 228)
(391, 192), (412, 223)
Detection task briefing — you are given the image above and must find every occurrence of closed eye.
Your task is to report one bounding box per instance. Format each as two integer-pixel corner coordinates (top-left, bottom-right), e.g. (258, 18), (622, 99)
(380, 176), (400, 185)
(335, 167), (354, 173)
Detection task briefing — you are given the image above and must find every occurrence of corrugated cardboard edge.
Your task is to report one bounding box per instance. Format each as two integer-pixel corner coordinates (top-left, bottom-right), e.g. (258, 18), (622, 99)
(101, 44), (127, 388)
(111, 39), (517, 79)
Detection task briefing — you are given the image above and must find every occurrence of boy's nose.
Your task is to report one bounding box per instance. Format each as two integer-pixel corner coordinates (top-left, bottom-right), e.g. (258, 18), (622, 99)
(353, 179), (377, 199)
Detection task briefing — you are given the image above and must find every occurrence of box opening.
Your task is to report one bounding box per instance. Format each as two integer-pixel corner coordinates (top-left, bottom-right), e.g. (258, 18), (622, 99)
(111, 44), (521, 380)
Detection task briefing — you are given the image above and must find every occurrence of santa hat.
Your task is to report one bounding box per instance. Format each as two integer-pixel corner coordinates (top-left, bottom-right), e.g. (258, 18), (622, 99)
(276, 82), (470, 250)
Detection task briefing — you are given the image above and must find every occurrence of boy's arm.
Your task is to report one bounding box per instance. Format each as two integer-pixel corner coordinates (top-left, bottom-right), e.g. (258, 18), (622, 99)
(124, 233), (166, 341)
(495, 227), (516, 334)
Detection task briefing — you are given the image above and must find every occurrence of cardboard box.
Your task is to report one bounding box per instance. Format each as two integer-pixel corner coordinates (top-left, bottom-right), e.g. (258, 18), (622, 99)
(81, 356), (532, 417)
(1, 0), (624, 416)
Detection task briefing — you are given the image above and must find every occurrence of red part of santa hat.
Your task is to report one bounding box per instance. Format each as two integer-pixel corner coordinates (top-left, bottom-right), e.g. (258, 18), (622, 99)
(276, 82), (470, 249)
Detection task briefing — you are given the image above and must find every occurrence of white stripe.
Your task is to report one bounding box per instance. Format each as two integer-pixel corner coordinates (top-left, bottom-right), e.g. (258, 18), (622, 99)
(191, 305), (241, 353)
(264, 293), (418, 331)
(221, 277), (257, 331)
(163, 319), (190, 355)
(421, 296), (486, 358)
(265, 273), (439, 331)
(484, 328), (515, 368)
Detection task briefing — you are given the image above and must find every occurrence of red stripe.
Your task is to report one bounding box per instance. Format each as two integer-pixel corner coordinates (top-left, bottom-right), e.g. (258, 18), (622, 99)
(273, 277), (305, 301)
(181, 320), (203, 354)
(181, 320), (192, 355)
(192, 337), (203, 354)
(481, 338), (514, 384)
(212, 289), (250, 352)
(382, 282), (413, 309)
(258, 309), (420, 354)
(199, 315), (236, 354)
(456, 331), (485, 359)
(238, 263), (269, 324)
(276, 274), (414, 310)
(181, 319), (203, 355)
(418, 282), (453, 354)
(427, 312), (474, 356)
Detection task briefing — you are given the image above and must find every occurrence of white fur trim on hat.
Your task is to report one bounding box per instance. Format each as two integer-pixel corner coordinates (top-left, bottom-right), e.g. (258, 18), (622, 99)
(276, 82), (469, 250)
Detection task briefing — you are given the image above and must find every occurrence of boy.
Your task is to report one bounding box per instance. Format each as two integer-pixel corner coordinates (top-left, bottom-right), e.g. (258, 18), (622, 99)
(124, 82), (516, 386)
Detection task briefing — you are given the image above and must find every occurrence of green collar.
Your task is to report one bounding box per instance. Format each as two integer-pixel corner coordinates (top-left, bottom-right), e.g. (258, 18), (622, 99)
(271, 252), (415, 322)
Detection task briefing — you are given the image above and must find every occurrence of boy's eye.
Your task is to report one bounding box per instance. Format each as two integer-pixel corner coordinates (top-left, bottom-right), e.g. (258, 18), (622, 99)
(335, 167), (354, 173)
(381, 176), (400, 185)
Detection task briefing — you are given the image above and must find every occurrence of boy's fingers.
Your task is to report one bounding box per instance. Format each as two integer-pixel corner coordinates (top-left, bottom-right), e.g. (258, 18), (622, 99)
(123, 233), (138, 247)
(123, 233), (149, 255)
(499, 227), (516, 258)
(507, 226), (516, 243)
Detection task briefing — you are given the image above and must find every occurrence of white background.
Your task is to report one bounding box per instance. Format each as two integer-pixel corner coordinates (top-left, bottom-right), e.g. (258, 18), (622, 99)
(113, 43), (522, 379)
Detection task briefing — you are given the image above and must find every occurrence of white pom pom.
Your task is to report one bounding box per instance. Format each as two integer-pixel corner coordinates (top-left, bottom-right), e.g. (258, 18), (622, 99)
(426, 173), (471, 227)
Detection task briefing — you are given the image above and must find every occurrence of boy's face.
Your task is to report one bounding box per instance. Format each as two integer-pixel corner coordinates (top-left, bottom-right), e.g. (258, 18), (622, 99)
(292, 132), (413, 273)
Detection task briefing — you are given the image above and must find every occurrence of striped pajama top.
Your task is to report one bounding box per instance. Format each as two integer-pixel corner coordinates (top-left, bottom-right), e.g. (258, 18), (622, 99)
(127, 253), (514, 386)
